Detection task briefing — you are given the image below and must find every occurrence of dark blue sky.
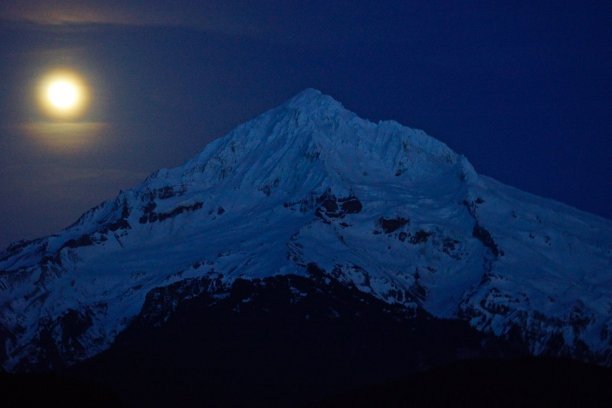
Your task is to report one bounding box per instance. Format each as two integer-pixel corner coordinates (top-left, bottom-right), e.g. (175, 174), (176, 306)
(0, 1), (610, 248)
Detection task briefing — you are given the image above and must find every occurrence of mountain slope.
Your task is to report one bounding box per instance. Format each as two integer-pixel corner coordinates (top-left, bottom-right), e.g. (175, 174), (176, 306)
(1, 89), (611, 371)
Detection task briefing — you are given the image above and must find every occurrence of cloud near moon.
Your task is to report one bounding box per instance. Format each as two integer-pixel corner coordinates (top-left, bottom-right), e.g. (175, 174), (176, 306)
(0, 1), (260, 36)
(19, 121), (107, 153)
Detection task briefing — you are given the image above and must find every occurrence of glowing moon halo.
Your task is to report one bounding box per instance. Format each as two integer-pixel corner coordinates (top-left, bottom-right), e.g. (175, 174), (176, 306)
(38, 70), (89, 120)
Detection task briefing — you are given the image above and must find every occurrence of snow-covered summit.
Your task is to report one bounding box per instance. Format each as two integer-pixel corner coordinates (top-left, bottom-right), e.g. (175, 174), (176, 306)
(144, 87), (466, 195)
(1, 89), (611, 371)
(283, 87), (342, 111)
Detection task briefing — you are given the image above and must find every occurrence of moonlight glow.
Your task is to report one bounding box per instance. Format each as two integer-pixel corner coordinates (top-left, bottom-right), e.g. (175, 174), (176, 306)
(38, 70), (89, 119)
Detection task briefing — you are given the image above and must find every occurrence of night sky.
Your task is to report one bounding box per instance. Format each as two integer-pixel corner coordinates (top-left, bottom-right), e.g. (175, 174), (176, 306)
(0, 1), (610, 249)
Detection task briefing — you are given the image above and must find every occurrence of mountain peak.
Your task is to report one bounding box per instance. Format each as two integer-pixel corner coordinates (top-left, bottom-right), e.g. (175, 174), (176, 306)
(139, 88), (468, 199)
(284, 88), (344, 112)
(272, 88), (354, 128)
(1, 89), (610, 373)
(287, 87), (324, 102)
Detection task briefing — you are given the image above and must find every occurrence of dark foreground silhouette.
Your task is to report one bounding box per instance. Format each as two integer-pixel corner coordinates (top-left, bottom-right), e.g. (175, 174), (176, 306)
(1, 275), (610, 407)
(316, 357), (612, 408)
(2, 358), (610, 408)
(0, 372), (122, 407)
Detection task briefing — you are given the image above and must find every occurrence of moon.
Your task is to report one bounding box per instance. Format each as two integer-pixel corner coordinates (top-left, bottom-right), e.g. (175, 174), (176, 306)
(38, 70), (89, 119)
(47, 80), (79, 109)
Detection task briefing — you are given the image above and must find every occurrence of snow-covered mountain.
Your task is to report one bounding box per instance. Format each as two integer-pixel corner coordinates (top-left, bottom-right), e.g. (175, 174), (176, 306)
(1, 89), (611, 371)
